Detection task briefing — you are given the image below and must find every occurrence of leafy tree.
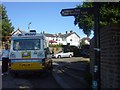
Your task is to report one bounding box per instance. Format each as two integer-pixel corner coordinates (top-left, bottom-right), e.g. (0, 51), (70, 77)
(74, 2), (120, 37)
(0, 4), (14, 41)
(80, 39), (86, 47)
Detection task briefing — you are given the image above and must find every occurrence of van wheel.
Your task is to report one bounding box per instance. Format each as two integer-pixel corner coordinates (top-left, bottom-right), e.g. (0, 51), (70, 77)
(12, 72), (18, 77)
(69, 54), (72, 58)
(58, 55), (61, 59)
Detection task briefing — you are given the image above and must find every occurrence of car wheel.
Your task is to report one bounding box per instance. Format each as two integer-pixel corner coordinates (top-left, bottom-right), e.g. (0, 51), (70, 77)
(69, 54), (72, 58)
(58, 55), (61, 59)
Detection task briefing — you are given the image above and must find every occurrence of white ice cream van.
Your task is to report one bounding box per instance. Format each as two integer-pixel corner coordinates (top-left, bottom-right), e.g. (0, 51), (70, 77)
(9, 30), (52, 75)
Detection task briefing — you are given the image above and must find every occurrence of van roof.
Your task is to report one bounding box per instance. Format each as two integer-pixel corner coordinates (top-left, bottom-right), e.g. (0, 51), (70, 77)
(12, 33), (45, 37)
(11, 33), (46, 40)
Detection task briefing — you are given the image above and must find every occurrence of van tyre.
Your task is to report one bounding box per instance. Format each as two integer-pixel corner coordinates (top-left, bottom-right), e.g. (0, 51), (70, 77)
(12, 72), (18, 77)
(58, 55), (61, 59)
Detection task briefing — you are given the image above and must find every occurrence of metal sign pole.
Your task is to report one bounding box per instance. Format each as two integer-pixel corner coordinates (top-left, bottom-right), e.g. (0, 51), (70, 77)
(93, 3), (100, 90)
(60, 3), (100, 89)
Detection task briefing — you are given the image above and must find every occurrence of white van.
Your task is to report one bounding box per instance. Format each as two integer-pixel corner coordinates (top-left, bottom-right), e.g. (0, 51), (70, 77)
(9, 30), (52, 75)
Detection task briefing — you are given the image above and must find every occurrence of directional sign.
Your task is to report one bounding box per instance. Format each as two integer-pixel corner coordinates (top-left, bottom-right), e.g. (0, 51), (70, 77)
(60, 8), (94, 16)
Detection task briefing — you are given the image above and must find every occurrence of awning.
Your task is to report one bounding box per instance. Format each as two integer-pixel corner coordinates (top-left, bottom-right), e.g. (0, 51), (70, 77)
(49, 40), (57, 43)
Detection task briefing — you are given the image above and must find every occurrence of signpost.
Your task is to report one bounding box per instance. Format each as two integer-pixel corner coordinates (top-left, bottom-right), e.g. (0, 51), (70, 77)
(60, 3), (100, 90)
(60, 8), (94, 16)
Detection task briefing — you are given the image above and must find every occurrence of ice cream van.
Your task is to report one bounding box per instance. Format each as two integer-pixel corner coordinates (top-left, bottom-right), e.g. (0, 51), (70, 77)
(9, 30), (52, 75)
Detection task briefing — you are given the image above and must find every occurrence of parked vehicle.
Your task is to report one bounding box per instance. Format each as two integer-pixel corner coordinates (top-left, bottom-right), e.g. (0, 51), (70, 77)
(52, 51), (73, 58)
(9, 30), (52, 76)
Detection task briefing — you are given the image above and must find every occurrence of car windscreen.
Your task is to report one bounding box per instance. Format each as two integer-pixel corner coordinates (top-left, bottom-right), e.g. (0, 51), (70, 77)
(57, 51), (63, 53)
(13, 39), (40, 50)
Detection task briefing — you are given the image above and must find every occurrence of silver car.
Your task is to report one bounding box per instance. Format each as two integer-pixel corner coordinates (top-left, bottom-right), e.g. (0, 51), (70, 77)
(53, 51), (73, 58)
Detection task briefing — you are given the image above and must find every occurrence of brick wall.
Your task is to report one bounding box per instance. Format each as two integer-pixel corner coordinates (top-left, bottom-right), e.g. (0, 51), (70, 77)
(100, 24), (120, 88)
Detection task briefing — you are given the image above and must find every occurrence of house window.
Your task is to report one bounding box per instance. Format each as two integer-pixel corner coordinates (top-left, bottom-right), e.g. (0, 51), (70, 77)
(70, 39), (72, 41)
(67, 43), (70, 45)
(62, 38), (65, 41)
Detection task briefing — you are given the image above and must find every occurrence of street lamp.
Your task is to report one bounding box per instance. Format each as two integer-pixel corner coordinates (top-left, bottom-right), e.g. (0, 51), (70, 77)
(28, 22), (31, 30)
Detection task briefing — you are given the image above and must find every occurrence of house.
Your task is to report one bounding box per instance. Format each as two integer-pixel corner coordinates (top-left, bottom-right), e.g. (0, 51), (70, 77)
(2, 28), (24, 42)
(45, 30), (81, 47)
(44, 33), (62, 45)
(11, 28), (26, 35)
(81, 37), (90, 45)
(61, 31), (80, 47)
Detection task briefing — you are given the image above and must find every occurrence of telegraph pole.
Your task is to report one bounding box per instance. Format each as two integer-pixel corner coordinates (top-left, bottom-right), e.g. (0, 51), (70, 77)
(93, 3), (100, 90)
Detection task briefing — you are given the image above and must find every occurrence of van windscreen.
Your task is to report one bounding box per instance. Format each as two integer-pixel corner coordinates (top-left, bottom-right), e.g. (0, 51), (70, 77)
(13, 39), (40, 50)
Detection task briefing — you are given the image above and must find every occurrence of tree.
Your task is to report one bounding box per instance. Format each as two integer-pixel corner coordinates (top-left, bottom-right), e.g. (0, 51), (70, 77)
(74, 2), (120, 37)
(80, 39), (86, 48)
(0, 4), (14, 42)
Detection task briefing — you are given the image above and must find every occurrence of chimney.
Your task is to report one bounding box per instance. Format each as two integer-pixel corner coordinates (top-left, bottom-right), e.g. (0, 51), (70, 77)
(70, 30), (73, 33)
(17, 28), (20, 31)
(58, 33), (61, 35)
(43, 31), (45, 34)
(66, 31), (68, 34)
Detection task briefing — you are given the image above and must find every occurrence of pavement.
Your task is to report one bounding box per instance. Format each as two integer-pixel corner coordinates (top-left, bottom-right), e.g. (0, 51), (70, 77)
(52, 62), (70, 88)
(1, 57), (90, 89)
(51, 57), (90, 89)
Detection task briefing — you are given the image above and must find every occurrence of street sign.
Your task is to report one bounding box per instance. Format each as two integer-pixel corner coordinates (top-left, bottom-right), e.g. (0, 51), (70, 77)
(60, 8), (94, 16)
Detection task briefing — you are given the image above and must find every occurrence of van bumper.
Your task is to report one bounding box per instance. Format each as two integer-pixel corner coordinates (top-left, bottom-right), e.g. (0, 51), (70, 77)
(9, 69), (46, 74)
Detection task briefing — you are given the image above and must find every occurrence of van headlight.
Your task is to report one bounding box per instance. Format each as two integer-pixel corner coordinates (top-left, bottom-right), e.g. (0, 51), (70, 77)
(37, 52), (44, 57)
(10, 52), (16, 58)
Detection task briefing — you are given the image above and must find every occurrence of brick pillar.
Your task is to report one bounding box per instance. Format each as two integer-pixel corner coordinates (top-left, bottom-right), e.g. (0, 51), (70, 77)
(100, 24), (120, 88)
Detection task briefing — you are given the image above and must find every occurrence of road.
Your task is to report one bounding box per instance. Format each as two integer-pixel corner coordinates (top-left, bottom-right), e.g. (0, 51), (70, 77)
(52, 57), (91, 88)
(1, 57), (91, 89)
(0, 60), (61, 89)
